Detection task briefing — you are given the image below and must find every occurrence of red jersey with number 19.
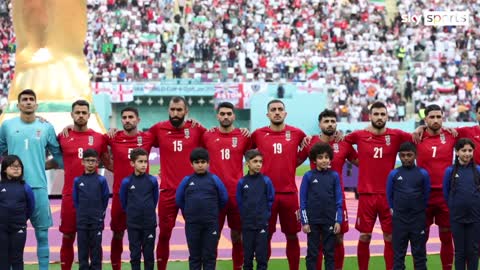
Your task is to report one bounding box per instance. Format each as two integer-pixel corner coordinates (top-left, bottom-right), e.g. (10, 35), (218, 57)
(149, 121), (206, 190)
(416, 131), (456, 189)
(456, 126), (480, 164)
(345, 128), (411, 194)
(107, 131), (155, 193)
(58, 129), (108, 195)
(251, 125), (306, 193)
(203, 128), (252, 195)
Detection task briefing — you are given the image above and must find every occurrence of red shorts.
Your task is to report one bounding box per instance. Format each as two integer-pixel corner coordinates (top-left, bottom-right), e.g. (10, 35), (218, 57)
(158, 189), (179, 236)
(269, 192), (301, 235)
(219, 195), (242, 232)
(340, 193), (349, 234)
(355, 194), (392, 234)
(59, 194), (76, 234)
(110, 193), (127, 232)
(426, 189), (450, 228)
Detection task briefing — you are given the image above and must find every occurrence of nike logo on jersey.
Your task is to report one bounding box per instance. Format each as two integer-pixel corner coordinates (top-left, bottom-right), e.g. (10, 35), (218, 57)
(312, 179), (319, 183)
(1, 188), (6, 192)
(243, 184), (249, 189)
(189, 182), (195, 186)
(397, 176), (403, 180)
(79, 183), (85, 187)
(130, 185), (136, 189)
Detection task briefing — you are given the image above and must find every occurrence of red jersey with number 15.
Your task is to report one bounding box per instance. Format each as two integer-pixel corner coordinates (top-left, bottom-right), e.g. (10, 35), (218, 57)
(457, 126), (480, 164)
(416, 131), (456, 189)
(251, 125), (306, 193)
(107, 131), (155, 193)
(149, 121), (206, 190)
(345, 128), (411, 194)
(203, 128), (252, 195)
(58, 129), (108, 195)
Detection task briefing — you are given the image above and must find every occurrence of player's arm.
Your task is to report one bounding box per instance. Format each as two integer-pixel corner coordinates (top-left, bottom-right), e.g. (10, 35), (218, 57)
(344, 130), (358, 146)
(264, 176), (275, 212)
(296, 130), (309, 167)
(421, 169), (431, 207)
(46, 124), (64, 169)
(297, 143), (310, 167)
(119, 178), (129, 211)
(346, 143), (359, 166)
(0, 123), (8, 155)
(213, 175), (229, 209)
(442, 166), (453, 203)
(333, 172), (343, 224)
(24, 184), (35, 220)
(101, 176), (110, 214)
(175, 176), (189, 211)
(151, 175), (159, 206)
(299, 171), (311, 225)
(148, 125), (160, 148)
(73, 177), (80, 209)
(386, 170), (396, 211)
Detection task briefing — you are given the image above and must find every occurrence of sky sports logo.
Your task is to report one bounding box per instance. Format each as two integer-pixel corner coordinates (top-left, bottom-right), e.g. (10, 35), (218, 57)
(401, 11), (469, 26)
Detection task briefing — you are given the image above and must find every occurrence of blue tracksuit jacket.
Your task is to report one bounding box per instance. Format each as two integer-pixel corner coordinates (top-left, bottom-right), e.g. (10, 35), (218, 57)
(0, 180), (35, 227)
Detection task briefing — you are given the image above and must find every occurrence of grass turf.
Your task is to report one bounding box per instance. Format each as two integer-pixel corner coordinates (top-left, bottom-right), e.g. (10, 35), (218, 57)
(25, 255), (443, 269)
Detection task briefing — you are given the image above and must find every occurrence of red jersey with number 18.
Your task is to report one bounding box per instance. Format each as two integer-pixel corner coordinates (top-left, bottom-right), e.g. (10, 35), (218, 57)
(149, 121), (206, 190)
(251, 125), (306, 193)
(58, 129), (108, 195)
(345, 128), (411, 194)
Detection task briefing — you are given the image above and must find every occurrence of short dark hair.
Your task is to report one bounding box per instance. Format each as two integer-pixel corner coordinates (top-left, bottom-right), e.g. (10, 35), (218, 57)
(83, 148), (99, 159)
(121, 107), (139, 117)
(170, 96), (188, 109)
(190, 147), (209, 162)
(267, 99), (285, 111)
(369, 101), (386, 113)
(308, 142), (333, 162)
(129, 148), (149, 162)
(398, 142), (416, 154)
(1, 155), (24, 183)
(18, 89), (36, 103)
(217, 102), (235, 112)
(245, 149), (263, 161)
(72, 100), (90, 111)
(425, 104), (443, 116)
(318, 109), (337, 122)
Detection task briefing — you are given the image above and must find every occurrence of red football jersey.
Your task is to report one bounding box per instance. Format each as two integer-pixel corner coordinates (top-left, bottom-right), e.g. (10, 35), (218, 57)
(345, 128), (411, 193)
(251, 125), (306, 193)
(456, 126), (480, 164)
(107, 131), (155, 193)
(203, 128), (252, 195)
(416, 131), (456, 189)
(149, 121), (206, 190)
(58, 129), (108, 195)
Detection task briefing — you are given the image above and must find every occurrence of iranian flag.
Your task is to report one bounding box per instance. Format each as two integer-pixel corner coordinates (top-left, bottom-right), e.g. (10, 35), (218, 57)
(306, 66), (320, 81)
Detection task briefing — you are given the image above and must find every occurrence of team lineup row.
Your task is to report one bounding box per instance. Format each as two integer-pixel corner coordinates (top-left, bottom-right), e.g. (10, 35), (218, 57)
(1, 88), (480, 270)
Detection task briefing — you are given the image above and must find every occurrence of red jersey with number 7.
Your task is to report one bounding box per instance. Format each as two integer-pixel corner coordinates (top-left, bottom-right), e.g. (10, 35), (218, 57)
(345, 128), (411, 194)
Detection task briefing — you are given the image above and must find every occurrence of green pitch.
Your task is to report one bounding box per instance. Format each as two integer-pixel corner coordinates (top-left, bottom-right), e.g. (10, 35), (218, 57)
(25, 255), (443, 269)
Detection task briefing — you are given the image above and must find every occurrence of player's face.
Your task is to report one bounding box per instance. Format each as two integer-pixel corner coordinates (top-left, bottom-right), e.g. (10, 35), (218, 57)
(192, 159), (209, 174)
(456, 144), (474, 164)
(476, 108), (480, 123)
(121, 111), (139, 132)
(320, 117), (337, 136)
(17, 94), (37, 114)
(71, 105), (90, 127)
(6, 161), (22, 179)
(247, 156), (263, 174)
(131, 155), (148, 174)
(314, 153), (331, 170)
(267, 102), (287, 125)
(217, 108), (235, 128)
(369, 108), (387, 129)
(425, 110), (443, 132)
(169, 101), (187, 128)
(399, 151), (415, 167)
(82, 157), (98, 173)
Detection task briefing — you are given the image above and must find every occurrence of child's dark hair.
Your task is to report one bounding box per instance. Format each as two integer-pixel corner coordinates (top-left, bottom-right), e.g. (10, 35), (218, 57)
(1, 155), (25, 184)
(190, 147), (209, 162)
(451, 138), (479, 193)
(308, 142), (333, 162)
(245, 149), (262, 161)
(129, 148), (149, 162)
(83, 148), (99, 159)
(398, 141), (416, 154)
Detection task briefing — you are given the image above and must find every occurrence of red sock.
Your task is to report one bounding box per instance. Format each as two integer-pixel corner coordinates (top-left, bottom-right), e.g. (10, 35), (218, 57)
(286, 237), (300, 270)
(111, 237), (123, 270)
(439, 231), (453, 270)
(334, 241), (345, 270)
(156, 234), (171, 270)
(60, 236), (75, 270)
(357, 240), (370, 270)
(232, 239), (244, 270)
(384, 240), (394, 270)
(316, 243), (323, 270)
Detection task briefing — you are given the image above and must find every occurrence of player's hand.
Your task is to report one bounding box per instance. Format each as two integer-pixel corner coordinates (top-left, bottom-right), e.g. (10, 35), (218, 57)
(240, 128), (250, 137)
(412, 125), (426, 143)
(442, 127), (458, 137)
(107, 128), (118, 138)
(295, 209), (300, 221)
(61, 124), (74, 137)
(208, 126), (218, 132)
(187, 118), (202, 128)
(301, 136), (312, 148)
(333, 223), (341, 234)
(302, 224), (311, 234)
(36, 115), (49, 123)
(333, 130), (344, 143)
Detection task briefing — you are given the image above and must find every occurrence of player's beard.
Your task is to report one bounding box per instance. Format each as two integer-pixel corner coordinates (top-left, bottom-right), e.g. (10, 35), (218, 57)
(169, 116), (185, 128)
(220, 119), (232, 128)
(123, 123), (136, 132)
(428, 123), (441, 132)
(270, 118), (284, 127)
(74, 119), (87, 129)
(371, 120), (386, 130)
(321, 128), (335, 136)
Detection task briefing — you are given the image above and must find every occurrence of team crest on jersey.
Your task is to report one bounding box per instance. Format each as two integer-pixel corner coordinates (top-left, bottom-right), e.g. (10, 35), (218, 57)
(333, 143), (339, 153)
(232, 137), (238, 147)
(35, 130), (42, 138)
(137, 136), (143, 146)
(385, 135), (391, 146)
(440, 133), (446, 144)
(88, 136), (94, 146)
(285, 130), (291, 141)
(184, 129), (190, 139)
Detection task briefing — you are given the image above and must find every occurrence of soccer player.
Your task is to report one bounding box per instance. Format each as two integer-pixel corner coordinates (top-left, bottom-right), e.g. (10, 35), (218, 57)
(149, 96), (207, 270)
(299, 109), (358, 270)
(456, 101), (480, 164)
(0, 89), (63, 270)
(344, 101), (412, 270)
(57, 100), (110, 270)
(416, 104), (456, 270)
(202, 101), (252, 270)
(251, 99), (307, 270)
